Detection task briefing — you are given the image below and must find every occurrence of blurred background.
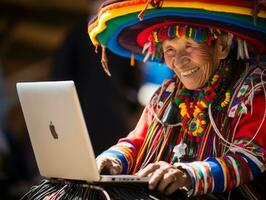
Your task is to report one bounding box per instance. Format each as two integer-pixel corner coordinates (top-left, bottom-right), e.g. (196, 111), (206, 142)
(0, 0), (173, 199)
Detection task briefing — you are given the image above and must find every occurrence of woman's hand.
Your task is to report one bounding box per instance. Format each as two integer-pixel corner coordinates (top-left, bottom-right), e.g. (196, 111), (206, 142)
(96, 156), (122, 175)
(137, 161), (192, 195)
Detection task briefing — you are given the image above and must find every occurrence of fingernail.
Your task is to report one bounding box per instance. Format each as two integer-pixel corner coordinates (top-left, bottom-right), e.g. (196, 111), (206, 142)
(110, 168), (118, 175)
(149, 185), (154, 190)
(149, 183), (155, 190)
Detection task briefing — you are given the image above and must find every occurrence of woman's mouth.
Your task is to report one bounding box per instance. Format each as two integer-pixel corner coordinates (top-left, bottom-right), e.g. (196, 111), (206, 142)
(180, 67), (200, 77)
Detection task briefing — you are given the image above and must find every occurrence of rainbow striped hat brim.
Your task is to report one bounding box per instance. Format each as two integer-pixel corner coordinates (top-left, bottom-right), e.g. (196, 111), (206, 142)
(88, 0), (266, 62)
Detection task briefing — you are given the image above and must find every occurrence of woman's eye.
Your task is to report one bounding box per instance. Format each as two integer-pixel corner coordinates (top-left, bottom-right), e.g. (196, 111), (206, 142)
(164, 48), (175, 56)
(185, 44), (192, 49)
(185, 44), (194, 52)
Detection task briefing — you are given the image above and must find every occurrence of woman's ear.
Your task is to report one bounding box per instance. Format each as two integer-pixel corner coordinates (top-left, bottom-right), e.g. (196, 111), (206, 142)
(215, 35), (231, 60)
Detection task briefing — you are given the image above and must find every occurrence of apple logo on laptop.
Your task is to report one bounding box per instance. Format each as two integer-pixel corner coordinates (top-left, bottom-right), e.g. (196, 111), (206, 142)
(49, 121), (58, 139)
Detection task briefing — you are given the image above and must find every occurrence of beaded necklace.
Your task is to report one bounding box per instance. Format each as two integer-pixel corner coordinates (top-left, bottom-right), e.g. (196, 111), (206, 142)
(174, 60), (232, 142)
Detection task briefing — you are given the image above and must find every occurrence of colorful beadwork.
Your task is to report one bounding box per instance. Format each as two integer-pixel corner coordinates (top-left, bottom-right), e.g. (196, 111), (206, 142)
(188, 113), (206, 137)
(143, 25), (220, 61)
(174, 62), (231, 138)
(217, 90), (231, 110)
(149, 25), (215, 44)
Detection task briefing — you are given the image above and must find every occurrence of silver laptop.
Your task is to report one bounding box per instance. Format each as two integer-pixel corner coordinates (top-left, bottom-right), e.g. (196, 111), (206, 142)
(16, 81), (149, 183)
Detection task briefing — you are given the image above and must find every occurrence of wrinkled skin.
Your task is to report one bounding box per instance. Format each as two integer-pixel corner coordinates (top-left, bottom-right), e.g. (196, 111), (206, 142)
(137, 161), (192, 195)
(163, 36), (227, 90)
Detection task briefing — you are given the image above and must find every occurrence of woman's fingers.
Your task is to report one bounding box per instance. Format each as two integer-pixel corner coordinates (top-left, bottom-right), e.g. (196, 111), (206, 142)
(109, 164), (121, 175)
(161, 169), (187, 195)
(161, 168), (192, 195)
(96, 157), (122, 174)
(137, 163), (160, 177)
(164, 180), (181, 195)
(138, 161), (173, 191)
(138, 161), (192, 195)
(96, 159), (106, 172)
(157, 168), (177, 193)
(148, 168), (167, 190)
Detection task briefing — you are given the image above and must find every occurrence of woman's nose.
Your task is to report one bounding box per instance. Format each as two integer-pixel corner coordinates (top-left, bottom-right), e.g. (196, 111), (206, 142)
(171, 53), (190, 68)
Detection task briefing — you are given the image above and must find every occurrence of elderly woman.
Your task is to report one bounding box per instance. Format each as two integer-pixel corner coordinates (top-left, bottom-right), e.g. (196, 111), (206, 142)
(21, 1), (266, 200)
(89, 0), (266, 199)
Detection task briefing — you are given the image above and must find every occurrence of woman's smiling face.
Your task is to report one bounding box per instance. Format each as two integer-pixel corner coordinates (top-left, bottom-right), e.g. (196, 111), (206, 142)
(162, 37), (219, 90)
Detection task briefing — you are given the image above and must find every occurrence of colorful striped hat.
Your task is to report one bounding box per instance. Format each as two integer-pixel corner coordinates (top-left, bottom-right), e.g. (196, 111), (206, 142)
(88, 0), (266, 73)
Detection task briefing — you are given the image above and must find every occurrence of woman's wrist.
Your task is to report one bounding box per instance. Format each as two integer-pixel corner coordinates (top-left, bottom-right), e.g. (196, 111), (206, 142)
(173, 163), (195, 196)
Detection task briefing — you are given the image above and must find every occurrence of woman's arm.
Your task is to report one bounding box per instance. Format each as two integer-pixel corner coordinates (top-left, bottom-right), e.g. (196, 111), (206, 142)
(176, 94), (266, 196)
(97, 101), (155, 174)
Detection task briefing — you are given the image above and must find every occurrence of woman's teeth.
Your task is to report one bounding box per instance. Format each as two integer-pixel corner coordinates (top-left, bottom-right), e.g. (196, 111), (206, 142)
(181, 67), (200, 77)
